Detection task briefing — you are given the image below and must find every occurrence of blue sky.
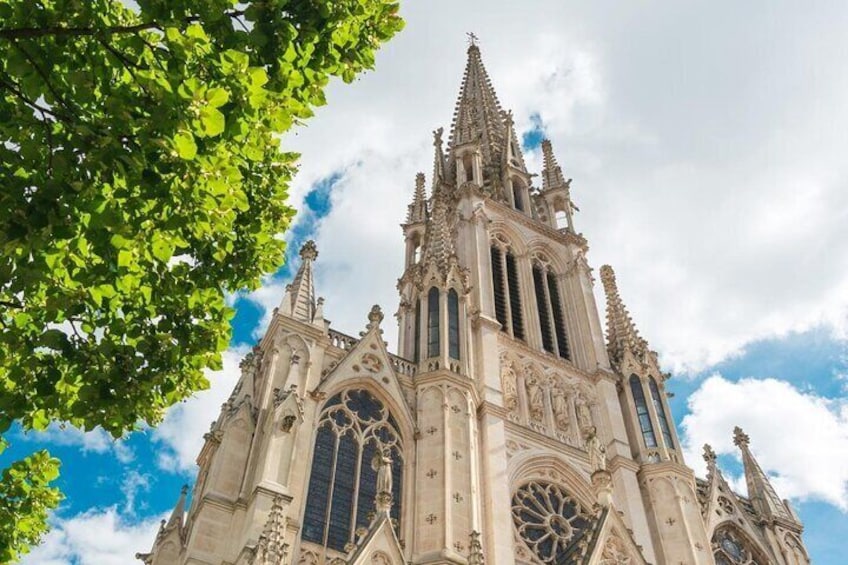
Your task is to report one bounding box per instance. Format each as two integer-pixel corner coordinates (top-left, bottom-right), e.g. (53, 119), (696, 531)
(8, 2), (848, 563)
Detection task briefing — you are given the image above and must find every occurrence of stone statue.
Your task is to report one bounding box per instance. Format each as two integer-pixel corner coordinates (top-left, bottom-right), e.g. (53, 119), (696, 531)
(373, 448), (393, 496)
(575, 392), (593, 432)
(501, 366), (518, 412)
(526, 375), (544, 423)
(550, 380), (570, 432)
(586, 426), (606, 472)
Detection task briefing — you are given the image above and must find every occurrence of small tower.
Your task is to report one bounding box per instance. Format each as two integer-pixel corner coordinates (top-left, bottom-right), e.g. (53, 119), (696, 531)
(601, 265), (712, 564)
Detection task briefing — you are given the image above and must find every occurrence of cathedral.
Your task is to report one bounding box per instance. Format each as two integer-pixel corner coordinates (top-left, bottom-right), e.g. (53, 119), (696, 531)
(139, 43), (811, 565)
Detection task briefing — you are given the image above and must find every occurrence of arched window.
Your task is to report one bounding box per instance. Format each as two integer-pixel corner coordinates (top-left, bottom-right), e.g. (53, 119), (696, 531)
(427, 287), (440, 358)
(302, 390), (403, 552)
(448, 289), (460, 360)
(490, 244), (524, 340)
(629, 375), (657, 448)
(512, 181), (525, 212)
(462, 153), (474, 183)
(712, 527), (764, 565)
(649, 377), (674, 449)
(554, 210), (567, 229)
(532, 265), (571, 360)
(413, 299), (421, 362)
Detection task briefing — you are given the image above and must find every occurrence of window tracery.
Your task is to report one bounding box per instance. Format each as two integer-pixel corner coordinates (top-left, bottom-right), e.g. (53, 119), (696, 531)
(712, 527), (763, 565)
(302, 390), (403, 552)
(512, 481), (591, 563)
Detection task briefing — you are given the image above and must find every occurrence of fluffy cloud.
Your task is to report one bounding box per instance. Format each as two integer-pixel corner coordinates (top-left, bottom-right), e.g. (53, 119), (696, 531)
(242, 1), (848, 373)
(152, 345), (250, 473)
(18, 425), (134, 464)
(21, 507), (164, 565)
(681, 374), (848, 510)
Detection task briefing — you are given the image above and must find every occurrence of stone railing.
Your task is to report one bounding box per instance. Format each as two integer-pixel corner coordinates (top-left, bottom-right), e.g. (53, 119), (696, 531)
(327, 329), (418, 377)
(327, 329), (358, 351)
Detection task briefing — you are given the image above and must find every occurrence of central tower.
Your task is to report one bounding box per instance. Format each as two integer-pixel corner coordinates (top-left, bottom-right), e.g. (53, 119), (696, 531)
(140, 42), (810, 565)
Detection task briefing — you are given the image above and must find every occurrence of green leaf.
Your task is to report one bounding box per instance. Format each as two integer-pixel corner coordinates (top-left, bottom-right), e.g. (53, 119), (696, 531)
(151, 237), (175, 263)
(174, 132), (197, 159)
(200, 107), (226, 137)
(206, 87), (229, 108)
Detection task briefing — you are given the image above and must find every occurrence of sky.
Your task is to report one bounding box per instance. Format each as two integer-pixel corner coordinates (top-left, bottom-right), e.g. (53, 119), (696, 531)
(4, 1), (848, 563)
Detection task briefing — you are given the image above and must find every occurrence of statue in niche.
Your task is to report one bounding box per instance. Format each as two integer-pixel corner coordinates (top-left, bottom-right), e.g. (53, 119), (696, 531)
(526, 374), (544, 423)
(575, 392), (593, 433)
(586, 426), (607, 472)
(501, 365), (518, 413)
(550, 379), (570, 432)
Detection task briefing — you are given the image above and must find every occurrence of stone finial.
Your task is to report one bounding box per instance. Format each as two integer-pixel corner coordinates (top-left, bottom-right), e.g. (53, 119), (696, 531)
(703, 444), (717, 464)
(299, 240), (318, 261)
(733, 426), (750, 448)
(468, 530), (485, 565)
(367, 305), (384, 329)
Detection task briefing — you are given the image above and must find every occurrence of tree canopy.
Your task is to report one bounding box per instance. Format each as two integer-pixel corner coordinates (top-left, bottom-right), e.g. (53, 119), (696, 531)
(0, 0), (403, 559)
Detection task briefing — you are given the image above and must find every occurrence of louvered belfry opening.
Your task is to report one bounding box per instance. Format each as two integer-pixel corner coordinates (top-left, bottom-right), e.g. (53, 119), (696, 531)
(505, 252), (524, 340)
(547, 272), (570, 360)
(533, 266), (555, 354)
(491, 245), (508, 329)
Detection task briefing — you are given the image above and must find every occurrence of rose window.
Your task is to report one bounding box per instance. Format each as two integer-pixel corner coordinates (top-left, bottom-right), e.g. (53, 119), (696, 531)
(512, 481), (591, 563)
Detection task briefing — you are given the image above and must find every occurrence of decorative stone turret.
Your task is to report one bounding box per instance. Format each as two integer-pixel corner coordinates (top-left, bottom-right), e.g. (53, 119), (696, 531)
(278, 240), (321, 324)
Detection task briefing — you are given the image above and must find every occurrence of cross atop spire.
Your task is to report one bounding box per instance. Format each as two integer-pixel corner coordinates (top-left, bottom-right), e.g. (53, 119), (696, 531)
(600, 265), (649, 369)
(466, 32), (479, 48)
(733, 427), (798, 526)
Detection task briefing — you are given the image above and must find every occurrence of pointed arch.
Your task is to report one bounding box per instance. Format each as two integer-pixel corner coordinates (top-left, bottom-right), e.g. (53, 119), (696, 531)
(630, 375), (657, 448)
(711, 523), (771, 565)
(302, 389), (406, 553)
(427, 287), (440, 358)
(648, 376), (674, 449)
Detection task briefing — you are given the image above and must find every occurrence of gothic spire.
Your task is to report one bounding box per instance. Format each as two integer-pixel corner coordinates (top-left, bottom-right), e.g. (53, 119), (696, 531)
(541, 139), (567, 191)
(279, 240), (317, 322)
(599, 265), (649, 369)
(449, 41), (506, 163)
(733, 427), (798, 525)
(407, 172), (428, 224)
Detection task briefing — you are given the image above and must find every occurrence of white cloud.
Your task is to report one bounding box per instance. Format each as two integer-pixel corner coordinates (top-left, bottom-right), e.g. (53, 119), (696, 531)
(21, 507), (165, 565)
(151, 345), (250, 473)
(19, 425), (134, 464)
(236, 0), (848, 372)
(120, 471), (152, 516)
(681, 374), (848, 510)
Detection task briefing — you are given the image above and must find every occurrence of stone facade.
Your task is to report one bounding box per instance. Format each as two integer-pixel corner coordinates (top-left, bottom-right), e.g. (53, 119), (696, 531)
(139, 43), (811, 565)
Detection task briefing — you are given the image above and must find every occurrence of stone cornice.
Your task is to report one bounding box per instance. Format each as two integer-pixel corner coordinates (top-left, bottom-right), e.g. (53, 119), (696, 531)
(485, 196), (589, 251)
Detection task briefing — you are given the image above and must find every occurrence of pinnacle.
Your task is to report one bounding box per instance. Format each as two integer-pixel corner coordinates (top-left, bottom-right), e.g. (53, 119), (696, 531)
(733, 428), (796, 525)
(279, 240), (318, 322)
(600, 265), (649, 368)
(540, 138), (567, 191)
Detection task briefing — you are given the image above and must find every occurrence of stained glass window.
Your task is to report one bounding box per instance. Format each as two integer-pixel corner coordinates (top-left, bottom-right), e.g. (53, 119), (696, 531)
(630, 375), (657, 448)
(303, 390), (403, 552)
(712, 527), (763, 565)
(448, 289), (460, 360)
(427, 287), (440, 358)
(649, 377), (674, 449)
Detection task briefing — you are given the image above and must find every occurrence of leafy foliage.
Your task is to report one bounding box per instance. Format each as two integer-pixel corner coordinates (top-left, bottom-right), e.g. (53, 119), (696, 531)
(0, 444), (61, 563)
(0, 0), (403, 558)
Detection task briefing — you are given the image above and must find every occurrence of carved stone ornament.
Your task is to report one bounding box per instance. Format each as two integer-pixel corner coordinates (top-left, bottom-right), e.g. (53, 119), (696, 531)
(599, 531), (632, 565)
